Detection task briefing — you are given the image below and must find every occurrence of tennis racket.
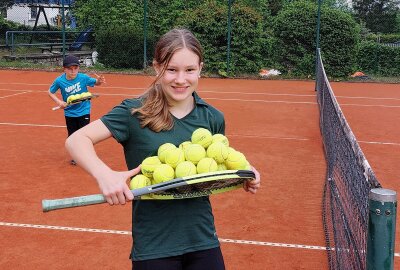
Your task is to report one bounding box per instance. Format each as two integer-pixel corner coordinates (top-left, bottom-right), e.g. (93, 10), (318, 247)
(42, 170), (255, 212)
(52, 94), (99, 111)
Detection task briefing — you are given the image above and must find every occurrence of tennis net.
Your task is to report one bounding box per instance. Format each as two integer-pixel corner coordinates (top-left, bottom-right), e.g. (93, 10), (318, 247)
(316, 49), (382, 270)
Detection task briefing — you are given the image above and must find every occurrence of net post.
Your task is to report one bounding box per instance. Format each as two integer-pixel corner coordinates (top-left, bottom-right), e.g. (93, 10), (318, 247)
(367, 188), (397, 270)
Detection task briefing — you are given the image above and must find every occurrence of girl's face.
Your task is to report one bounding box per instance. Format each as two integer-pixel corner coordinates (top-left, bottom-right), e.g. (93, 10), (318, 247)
(64, 65), (80, 80)
(156, 48), (203, 105)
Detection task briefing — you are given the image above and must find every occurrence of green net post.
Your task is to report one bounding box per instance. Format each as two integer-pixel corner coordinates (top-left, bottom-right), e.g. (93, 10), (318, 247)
(314, 0), (322, 91)
(367, 188), (397, 270)
(143, 0), (148, 69)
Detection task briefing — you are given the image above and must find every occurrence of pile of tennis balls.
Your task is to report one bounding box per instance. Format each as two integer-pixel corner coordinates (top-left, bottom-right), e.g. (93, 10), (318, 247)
(129, 128), (251, 190)
(66, 92), (93, 104)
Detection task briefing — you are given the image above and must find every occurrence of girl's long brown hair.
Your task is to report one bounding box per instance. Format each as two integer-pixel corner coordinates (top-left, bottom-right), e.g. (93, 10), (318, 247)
(131, 28), (203, 132)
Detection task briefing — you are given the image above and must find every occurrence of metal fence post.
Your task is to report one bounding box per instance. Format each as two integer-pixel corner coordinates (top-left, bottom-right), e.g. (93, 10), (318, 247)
(143, 0), (148, 69)
(367, 188), (397, 270)
(226, 0), (232, 74)
(61, 0), (66, 58)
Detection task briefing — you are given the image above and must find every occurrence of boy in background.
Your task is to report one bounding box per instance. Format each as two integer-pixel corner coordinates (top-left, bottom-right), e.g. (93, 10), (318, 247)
(48, 54), (105, 165)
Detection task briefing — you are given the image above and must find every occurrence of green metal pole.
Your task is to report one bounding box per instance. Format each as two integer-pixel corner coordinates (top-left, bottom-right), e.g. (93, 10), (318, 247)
(367, 188), (397, 270)
(143, 0), (148, 69)
(314, 0), (322, 91)
(61, 0), (66, 58)
(315, 0), (321, 52)
(226, 0), (232, 75)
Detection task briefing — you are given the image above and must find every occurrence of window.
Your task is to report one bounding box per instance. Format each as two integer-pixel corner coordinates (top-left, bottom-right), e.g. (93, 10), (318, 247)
(30, 7), (38, 20)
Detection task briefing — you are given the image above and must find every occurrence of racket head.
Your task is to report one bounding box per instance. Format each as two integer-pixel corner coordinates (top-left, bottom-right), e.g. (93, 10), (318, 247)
(132, 170), (255, 200)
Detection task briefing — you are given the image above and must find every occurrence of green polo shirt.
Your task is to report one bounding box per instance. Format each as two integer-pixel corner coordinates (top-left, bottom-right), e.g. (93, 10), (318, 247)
(101, 92), (225, 261)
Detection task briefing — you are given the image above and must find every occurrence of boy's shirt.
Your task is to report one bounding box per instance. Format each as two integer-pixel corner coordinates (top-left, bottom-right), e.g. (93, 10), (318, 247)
(50, 72), (97, 117)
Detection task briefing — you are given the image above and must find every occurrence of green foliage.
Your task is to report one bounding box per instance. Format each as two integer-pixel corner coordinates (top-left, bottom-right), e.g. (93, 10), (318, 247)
(95, 25), (155, 69)
(356, 41), (400, 76)
(176, 0), (272, 75)
(0, 16), (28, 36)
(273, 0), (359, 77)
(353, 0), (399, 34)
(73, 0), (142, 30)
(365, 33), (400, 43)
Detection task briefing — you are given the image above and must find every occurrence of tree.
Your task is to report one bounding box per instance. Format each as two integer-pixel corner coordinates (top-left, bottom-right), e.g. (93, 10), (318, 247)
(352, 0), (400, 33)
(0, 0), (14, 9)
(0, 0), (14, 17)
(273, 0), (359, 76)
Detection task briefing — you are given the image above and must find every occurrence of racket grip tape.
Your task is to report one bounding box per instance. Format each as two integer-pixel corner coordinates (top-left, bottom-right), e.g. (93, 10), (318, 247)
(42, 194), (106, 212)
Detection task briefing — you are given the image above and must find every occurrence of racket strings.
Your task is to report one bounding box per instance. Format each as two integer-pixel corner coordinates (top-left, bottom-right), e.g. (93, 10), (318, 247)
(154, 178), (247, 197)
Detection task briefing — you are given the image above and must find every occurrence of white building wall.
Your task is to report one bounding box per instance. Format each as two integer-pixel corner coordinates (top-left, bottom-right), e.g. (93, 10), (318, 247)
(6, 5), (60, 27)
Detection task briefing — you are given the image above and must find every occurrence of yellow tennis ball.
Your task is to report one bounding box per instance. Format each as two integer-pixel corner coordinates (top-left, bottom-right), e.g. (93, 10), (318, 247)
(165, 148), (185, 169)
(197, 157), (218, 174)
(212, 134), (229, 147)
(206, 142), (229, 163)
(225, 150), (247, 170)
(153, 164), (175, 184)
(129, 174), (151, 190)
(179, 141), (192, 152)
(227, 147), (236, 154)
(175, 161), (197, 178)
(217, 163), (227, 171)
(81, 92), (91, 98)
(244, 160), (252, 170)
(191, 128), (213, 148)
(157, 143), (177, 163)
(67, 95), (74, 103)
(141, 156), (162, 178)
(184, 144), (206, 165)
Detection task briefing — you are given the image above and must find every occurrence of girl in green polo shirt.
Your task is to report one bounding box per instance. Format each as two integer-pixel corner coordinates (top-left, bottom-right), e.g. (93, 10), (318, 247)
(66, 28), (261, 270)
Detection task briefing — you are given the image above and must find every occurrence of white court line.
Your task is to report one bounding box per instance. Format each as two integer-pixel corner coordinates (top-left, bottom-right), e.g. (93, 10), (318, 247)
(228, 134), (310, 141)
(359, 140), (400, 146)
(0, 82), (146, 90)
(1, 86), (400, 104)
(340, 103), (400, 108)
(336, 95), (400, 101)
(0, 222), (329, 252)
(0, 122), (65, 128)
(1, 222), (399, 256)
(0, 91), (31, 99)
(0, 122), (309, 141)
(204, 97), (317, 105)
(0, 122), (399, 146)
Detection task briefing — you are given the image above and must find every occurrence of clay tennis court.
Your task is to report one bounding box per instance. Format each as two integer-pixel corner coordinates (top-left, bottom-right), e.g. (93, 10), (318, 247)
(0, 69), (399, 269)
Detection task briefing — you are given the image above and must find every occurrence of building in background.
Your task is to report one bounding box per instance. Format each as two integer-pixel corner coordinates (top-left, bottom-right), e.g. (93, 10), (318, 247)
(5, 0), (74, 27)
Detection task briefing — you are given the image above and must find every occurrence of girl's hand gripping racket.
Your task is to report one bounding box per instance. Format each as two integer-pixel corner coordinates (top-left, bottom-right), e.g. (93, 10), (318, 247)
(42, 170), (255, 212)
(52, 94), (99, 111)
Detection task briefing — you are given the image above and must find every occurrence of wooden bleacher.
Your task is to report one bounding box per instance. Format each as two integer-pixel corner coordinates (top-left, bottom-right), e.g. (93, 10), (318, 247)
(3, 51), (94, 65)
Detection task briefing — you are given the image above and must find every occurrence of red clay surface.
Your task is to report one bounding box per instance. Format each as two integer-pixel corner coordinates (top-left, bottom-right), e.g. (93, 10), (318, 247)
(0, 69), (399, 269)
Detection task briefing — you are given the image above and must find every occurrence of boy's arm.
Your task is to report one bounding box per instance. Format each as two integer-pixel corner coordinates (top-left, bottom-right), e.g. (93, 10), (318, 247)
(94, 73), (106, 86)
(48, 89), (67, 108)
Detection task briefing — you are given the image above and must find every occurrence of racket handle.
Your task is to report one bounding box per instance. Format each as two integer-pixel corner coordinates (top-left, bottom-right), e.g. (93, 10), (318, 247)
(42, 194), (106, 212)
(52, 106), (61, 111)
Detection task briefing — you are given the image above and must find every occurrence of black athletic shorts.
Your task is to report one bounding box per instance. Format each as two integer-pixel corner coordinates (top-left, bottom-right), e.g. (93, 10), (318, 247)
(65, 114), (90, 137)
(132, 247), (225, 270)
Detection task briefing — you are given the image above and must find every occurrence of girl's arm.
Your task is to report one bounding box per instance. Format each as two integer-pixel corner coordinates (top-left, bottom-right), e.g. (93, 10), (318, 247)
(65, 119), (140, 205)
(244, 166), (261, 194)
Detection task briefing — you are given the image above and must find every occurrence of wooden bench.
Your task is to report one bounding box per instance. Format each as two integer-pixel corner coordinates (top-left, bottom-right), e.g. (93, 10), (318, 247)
(38, 40), (94, 53)
(39, 44), (74, 53)
(3, 51), (94, 65)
